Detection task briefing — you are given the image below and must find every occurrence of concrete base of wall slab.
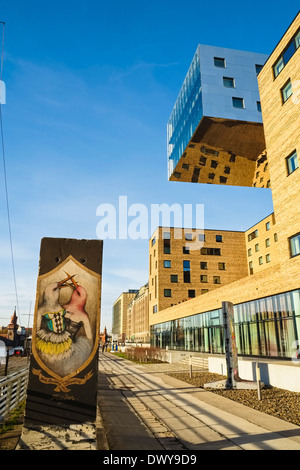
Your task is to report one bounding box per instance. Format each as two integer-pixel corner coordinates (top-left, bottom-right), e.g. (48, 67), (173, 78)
(209, 356), (300, 393)
(16, 422), (97, 450)
(204, 378), (263, 390)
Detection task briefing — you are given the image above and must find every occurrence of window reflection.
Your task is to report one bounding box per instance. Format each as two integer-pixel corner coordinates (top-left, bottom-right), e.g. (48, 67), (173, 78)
(151, 289), (300, 359)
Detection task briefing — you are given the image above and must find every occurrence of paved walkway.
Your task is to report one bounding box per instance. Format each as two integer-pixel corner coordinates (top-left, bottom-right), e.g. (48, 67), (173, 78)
(97, 353), (300, 451)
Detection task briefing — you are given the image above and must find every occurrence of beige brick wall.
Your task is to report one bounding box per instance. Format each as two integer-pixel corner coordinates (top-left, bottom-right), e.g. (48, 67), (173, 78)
(149, 260), (299, 326)
(257, 13), (300, 269)
(245, 213), (280, 275)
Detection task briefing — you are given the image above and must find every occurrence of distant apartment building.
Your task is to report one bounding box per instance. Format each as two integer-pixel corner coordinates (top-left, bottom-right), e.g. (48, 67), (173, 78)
(127, 283), (149, 343)
(150, 13), (300, 371)
(112, 290), (138, 343)
(149, 227), (248, 314)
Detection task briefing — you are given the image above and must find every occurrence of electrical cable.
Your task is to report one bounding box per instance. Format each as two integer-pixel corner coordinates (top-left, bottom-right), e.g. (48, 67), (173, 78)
(0, 21), (21, 325)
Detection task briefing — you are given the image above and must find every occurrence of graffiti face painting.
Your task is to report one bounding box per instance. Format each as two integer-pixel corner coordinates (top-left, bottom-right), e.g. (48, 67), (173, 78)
(33, 256), (100, 379)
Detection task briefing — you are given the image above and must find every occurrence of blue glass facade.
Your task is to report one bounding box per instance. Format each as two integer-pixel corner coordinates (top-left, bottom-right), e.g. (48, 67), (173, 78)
(167, 47), (202, 178)
(151, 289), (300, 359)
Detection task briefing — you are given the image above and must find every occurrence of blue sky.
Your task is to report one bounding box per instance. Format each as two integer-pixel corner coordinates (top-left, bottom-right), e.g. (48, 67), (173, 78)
(0, 1), (298, 332)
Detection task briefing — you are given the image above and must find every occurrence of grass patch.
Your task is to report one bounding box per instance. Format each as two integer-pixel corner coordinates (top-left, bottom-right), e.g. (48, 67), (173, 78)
(0, 401), (25, 434)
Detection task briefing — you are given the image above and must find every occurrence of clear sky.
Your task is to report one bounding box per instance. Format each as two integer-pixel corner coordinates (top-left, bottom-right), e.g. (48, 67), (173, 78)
(0, 1), (298, 332)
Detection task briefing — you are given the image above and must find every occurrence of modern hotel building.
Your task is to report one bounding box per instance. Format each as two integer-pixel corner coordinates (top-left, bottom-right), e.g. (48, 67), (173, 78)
(150, 13), (300, 390)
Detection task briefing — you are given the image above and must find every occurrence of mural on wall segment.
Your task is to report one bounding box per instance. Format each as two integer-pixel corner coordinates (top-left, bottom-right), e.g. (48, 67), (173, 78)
(32, 255), (100, 383)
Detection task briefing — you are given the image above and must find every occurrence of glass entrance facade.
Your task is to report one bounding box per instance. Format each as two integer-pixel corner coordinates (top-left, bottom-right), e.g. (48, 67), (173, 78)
(150, 289), (300, 359)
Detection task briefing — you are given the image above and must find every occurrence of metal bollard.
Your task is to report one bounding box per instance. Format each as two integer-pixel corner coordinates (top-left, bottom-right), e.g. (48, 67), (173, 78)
(256, 362), (262, 401)
(189, 356), (193, 378)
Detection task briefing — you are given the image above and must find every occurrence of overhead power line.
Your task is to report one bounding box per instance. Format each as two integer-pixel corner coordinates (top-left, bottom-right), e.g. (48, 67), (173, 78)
(0, 21), (21, 324)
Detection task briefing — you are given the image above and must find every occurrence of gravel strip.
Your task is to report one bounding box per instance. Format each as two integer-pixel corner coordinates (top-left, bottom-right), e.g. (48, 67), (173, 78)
(167, 371), (300, 427)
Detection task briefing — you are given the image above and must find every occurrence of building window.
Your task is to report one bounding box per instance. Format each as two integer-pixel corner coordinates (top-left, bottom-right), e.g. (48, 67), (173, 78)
(152, 237), (156, 246)
(283, 40), (296, 64)
(224, 166), (231, 174)
(223, 77), (234, 88)
(281, 79), (293, 103)
(183, 260), (190, 270)
(201, 146), (219, 156)
(259, 256), (263, 265)
(232, 97), (244, 109)
(185, 233), (193, 241)
(211, 160), (218, 169)
(164, 238), (171, 254)
(219, 176), (227, 184)
(188, 290), (196, 298)
(200, 262), (207, 269)
(199, 233), (205, 242)
(199, 156), (207, 166)
(255, 64), (263, 75)
(248, 248), (252, 256)
(255, 243), (259, 252)
(214, 57), (225, 68)
(249, 261), (253, 275)
(274, 56), (284, 77)
(257, 101), (262, 112)
(266, 221), (270, 231)
(201, 289), (209, 294)
(164, 289), (171, 297)
(201, 247), (221, 255)
(153, 305), (157, 313)
(218, 262), (226, 270)
(183, 246), (190, 254)
(286, 150), (298, 175)
(274, 233), (278, 242)
(183, 260), (191, 283)
(164, 260), (171, 268)
(213, 276), (221, 284)
(200, 275), (208, 283)
(266, 238), (270, 247)
(273, 29), (300, 78)
(216, 235), (223, 242)
(296, 30), (300, 48)
(182, 163), (189, 170)
(248, 229), (258, 241)
(171, 274), (178, 283)
(266, 253), (271, 263)
(289, 233), (300, 257)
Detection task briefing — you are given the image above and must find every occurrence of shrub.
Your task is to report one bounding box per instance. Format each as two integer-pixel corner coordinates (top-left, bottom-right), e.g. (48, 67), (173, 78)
(123, 346), (165, 363)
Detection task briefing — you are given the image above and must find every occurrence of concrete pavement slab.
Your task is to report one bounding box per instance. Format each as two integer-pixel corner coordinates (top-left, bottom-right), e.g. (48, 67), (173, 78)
(98, 353), (300, 450)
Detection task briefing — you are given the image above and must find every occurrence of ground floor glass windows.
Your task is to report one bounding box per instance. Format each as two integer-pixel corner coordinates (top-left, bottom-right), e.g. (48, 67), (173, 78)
(151, 289), (300, 360)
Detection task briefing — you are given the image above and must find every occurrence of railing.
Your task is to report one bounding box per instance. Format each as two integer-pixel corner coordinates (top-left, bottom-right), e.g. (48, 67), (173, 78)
(0, 368), (29, 422)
